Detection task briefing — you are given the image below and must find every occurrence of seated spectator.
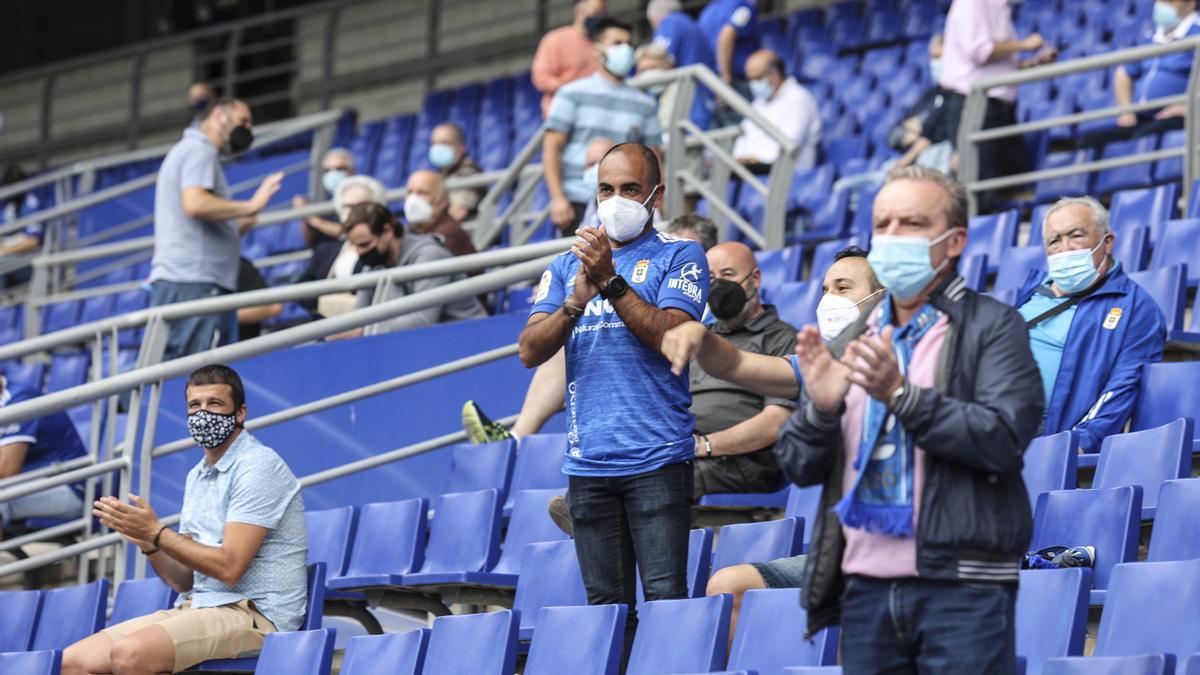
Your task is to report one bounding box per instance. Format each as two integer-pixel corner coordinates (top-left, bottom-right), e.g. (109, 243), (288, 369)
(0, 164), (45, 288)
(293, 148), (357, 246)
(1015, 196), (1166, 453)
(428, 123), (485, 222)
(0, 373), (88, 541)
(404, 170), (477, 258)
(298, 174), (388, 316)
(578, 137), (617, 229)
(333, 203), (486, 338)
(731, 49), (820, 173)
(531, 0), (605, 117)
(664, 212), (719, 251)
(236, 257), (284, 340)
(62, 364), (307, 675)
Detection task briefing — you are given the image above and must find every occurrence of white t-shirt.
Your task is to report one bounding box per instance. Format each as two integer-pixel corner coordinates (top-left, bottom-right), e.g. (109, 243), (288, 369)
(732, 77), (821, 170)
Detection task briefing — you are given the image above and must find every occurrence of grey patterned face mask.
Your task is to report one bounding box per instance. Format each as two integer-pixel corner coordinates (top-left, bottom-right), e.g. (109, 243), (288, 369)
(187, 409), (240, 449)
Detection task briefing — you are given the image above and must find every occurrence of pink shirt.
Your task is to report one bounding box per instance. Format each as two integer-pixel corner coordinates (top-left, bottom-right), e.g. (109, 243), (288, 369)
(940, 0), (1020, 103)
(531, 26), (599, 118)
(840, 310), (951, 578)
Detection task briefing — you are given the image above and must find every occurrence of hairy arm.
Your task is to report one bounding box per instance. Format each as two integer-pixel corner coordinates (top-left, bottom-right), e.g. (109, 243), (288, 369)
(145, 539), (196, 593)
(542, 130), (570, 203)
(157, 522), (268, 588)
(609, 290), (693, 352)
(716, 25), (737, 81)
(703, 404), (793, 456)
(518, 310), (577, 368)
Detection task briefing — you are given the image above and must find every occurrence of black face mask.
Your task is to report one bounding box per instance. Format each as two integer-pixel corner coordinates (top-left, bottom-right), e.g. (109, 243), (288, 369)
(708, 272), (754, 321)
(227, 125), (254, 154)
(191, 98), (212, 112)
(359, 244), (389, 268)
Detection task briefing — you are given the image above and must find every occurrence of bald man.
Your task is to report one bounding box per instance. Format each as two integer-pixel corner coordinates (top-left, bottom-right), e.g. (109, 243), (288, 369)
(404, 170), (476, 257)
(731, 49), (820, 172)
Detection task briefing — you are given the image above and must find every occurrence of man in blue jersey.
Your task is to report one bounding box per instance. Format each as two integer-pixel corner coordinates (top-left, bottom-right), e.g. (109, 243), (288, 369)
(0, 373), (88, 540)
(648, 0), (716, 129)
(698, 0), (760, 127)
(519, 143), (709, 664)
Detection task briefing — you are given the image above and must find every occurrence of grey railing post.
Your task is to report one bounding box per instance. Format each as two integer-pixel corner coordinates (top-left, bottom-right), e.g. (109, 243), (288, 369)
(133, 380), (164, 582)
(1185, 45), (1200, 205)
(663, 77), (695, 221)
(957, 89), (988, 218)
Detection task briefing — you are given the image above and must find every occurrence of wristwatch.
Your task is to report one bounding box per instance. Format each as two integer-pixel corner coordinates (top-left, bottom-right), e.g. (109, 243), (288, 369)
(887, 381), (908, 410)
(599, 275), (629, 300)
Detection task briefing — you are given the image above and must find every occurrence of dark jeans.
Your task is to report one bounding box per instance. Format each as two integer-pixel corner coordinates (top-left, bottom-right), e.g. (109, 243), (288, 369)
(840, 575), (1017, 675)
(568, 461), (693, 668)
(942, 92), (1030, 211)
(149, 280), (236, 361)
(1078, 112), (1185, 148)
(713, 78), (752, 129)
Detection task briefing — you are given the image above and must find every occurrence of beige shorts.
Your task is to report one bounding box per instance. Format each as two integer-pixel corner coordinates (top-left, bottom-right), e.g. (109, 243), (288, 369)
(101, 598), (277, 672)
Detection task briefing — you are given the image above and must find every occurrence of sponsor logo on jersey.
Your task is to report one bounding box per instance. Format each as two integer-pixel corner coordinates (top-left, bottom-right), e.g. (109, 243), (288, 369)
(679, 262), (703, 282)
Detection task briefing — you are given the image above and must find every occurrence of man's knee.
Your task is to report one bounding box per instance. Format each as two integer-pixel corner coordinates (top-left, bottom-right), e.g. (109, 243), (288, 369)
(111, 632), (171, 675)
(707, 564), (764, 598)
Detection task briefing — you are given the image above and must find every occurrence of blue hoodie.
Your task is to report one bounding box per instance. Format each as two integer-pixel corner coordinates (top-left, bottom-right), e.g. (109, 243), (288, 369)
(1016, 264), (1166, 452)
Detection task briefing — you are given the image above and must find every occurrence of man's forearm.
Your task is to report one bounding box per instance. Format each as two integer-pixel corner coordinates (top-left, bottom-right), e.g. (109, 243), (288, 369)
(1114, 68), (1134, 107)
(306, 216), (342, 240)
(696, 332), (801, 400)
(147, 547), (194, 593)
(0, 236), (40, 257)
(705, 405), (793, 456)
(543, 143), (568, 202)
(717, 27), (736, 80)
(519, 310), (577, 367)
(158, 528), (244, 587)
(610, 292), (689, 352)
(184, 189), (257, 221)
(989, 40), (1027, 61)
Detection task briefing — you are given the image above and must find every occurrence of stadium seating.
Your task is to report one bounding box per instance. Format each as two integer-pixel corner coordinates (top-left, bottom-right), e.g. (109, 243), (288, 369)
(1149, 218), (1200, 285)
(107, 577), (178, 627)
(958, 254), (988, 291)
(1043, 654), (1172, 675)
(1113, 225), (1150, 273)
(1015, 568), (1091, 675)
(785, 484), (822, 549)
(1021, 431), (1078, 513)
(443, 440), (517, 498)
(0, 589), (42, 652)
(381, 489), (503, 588)
(1132, 362), (1200, 436)
(305, 506), (356, 577)
(756, 244), (805, 297)
(30, 579), (108, 651)
(1128, 264), (1188, 334)
(1147, 479), (1200, 562)
(964, 210), (1019, 275)
(329, 498), (427, 591)
(340, 630), (430, 675)
(0, 651), (59, 675)
(524, 604), (626, 675)
(626, 595), (732, 675)
(1030, 487), (1141, 604)
(727, 588), (839, 672)
(512, 540), (588, 642)
(252, 628), (336, 675)
(504, 434), (568, 515)
(1092, 418), (1192, 519)
(711, 518), (805, 575)
(1109, 184), (1178, 241)
(423, 609), (519, 675)
(773, 281), (823, 329)
(491, 488), (569, 578)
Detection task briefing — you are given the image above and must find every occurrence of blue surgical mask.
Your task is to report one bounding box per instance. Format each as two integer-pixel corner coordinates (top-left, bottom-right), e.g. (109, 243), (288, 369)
(867, 230), (956, 301)
(929, 58), (943, 83)
(603, 43), (636, 78)
(749, 78), (773, 100)
(429, 143), (456, 169)
(1154, 1), (1181, 29)
(583, 164), (600, 194)
(1047, 238), (1107, 294)
(322, 169), (348, 195)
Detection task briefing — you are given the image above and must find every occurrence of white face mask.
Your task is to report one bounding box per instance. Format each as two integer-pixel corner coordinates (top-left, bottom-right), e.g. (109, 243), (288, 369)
(596, 185), (659, 242)
(404, 193), (434, 225)
(816, 289), (882, 342)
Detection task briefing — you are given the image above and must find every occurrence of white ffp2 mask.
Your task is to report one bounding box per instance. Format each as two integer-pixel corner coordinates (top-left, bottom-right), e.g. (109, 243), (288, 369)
(816, 289), (882, 342)
(596, 186), (659, 242)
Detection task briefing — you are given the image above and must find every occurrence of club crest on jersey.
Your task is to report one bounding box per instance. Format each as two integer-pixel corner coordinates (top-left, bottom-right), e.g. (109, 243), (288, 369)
(631, 259), (650, 284)
(1103, 307), (1122, 330)
(679, 262), (703, 282)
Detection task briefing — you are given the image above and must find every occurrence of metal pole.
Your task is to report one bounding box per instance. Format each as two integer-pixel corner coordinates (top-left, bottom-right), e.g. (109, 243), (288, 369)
(1185, 45), (1200, 204)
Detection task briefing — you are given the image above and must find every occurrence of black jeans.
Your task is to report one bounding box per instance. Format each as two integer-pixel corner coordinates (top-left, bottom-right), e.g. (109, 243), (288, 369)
(567, 461), (693, 667)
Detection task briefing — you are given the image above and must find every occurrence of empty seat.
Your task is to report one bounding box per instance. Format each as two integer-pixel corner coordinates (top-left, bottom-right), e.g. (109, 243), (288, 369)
(252, 628), (336, 675)
(40, 300), (81, 334)
(773, 281), (823, 329)
(627, 595), (732, 675)
(444, 440), (516, 498)
(1113, 225), (1150, 273)
(492, 489), (569, 578)
(31, 579), (109, 651)
(756, 244), (805, 295)
(1110, 185), (1178, 241)
(0, 651), (60, 675)
(1030, 487), (1141, 604)
(504, 434), (568, 515)
(1150, 218), (1200, 285)
(1027, 204), (1052, 247)
(1021, 431), (1078, 512)
(1094, 137), (1157, 194)
(341, 629), (430, 675)
(1128, 264), (1187, 332)
(958, 254), (988, 291)
(1092, 418), (1192, 519)
(423, 609), (519, 675)
(525, 604), (626, 675)
(1043, 654), (1172, 674)
(994, 246), (1046, 292)
(1147, 478), (1200, 562)
(1035, 150), (1093, 202)
(0, 589), (42, 652)
(964, 210), (1019, 275)
(2, 360), (45, 392)
(711, 517), (804, 574)
(1132, 362), (1200, 435)
(47, 353), (89, 393)
(108, 577), (178, 627)
(728, 588), (839, 672)
(785, 484), (822, 548)
(328, 498), (427, 590)
(305, 506), (356, 577)
(1016, 568), (1091, 675)
(389, 489), (503, 588)
(513, 540), (588, 641)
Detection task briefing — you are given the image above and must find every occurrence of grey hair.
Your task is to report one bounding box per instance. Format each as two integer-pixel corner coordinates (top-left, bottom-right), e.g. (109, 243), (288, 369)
(635, 42), (674, 66)
(322, 147), (355, 171)
(647, 0), (682, 22)
(1043, 196), (1110, 237)
(666, 213), (718, 251)
(884, 165), (969, 229)
(334, 174), (387, 222)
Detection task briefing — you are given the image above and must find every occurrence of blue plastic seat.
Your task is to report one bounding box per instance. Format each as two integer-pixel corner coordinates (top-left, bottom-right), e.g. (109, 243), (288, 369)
(849, 184), (880, 237)
(341, 629), (430, 675)
(711, 517), (804, 574)
(1114, 225), (1150, 273)
(626, 595), (732, 675)
(697, 485), (791, 509)
(3, 360), (46, 392)
(1027, 204), (1052, 247)
(808, 235), (870, 282)
(47, 353), (89, 393)
(964, 210), (1019, 275)
(1150, 218), (1200, 285)
(992, 245), (1045, 292)
(504, 434), (568, 515)
(0, 589), (42, 652)
(1110, 185), (1178, 241)
(1030, 487), (1141, 605)
(785, 485), (822, 549)
(958, 254), (988, 291)
(1021, 431), (1078, 513)
(756, 244), (805, 297)
(492, 489), (569, 578)
(1128, 264), (1187, 333)
(328, 498), (427, 590)
(525, 604), (626, 675)
(444, 440), (516, 498)
(728, 588), (839, 672)
(773, 280), (823, 329)
(108, 577), (178, 627)
(1092, 419), (1192, 520)
(1147, 478), (1200, 562)
(1154, 129), (1185, 183)
(40, 300), (81, 334)
(1036, 150), (1094, 202)
(393, 489), (503, 587)
(637, 528), (714, 604)
(1132, 363), (1200, 435)
(0, 651), (59, 674)
(1016, 568), (1091, 675)
(31, 579), (108, 650)
(513, 540), (588, 641)
(1043, 654), (1172, 674)
(78, 294), (115, 325)
(305, 506), (356, 577)
(1094, 137), (1158, 193)
(252, 628), (336, 675)
(423, 609), (519, 675)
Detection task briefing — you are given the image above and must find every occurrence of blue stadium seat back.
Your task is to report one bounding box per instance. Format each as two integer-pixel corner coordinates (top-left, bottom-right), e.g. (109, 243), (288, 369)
(1031, 487), (1141, 601)
(500, 286), (536, 315)
(1154, 129), (1186, 183)
(958, 254), (988, 291)
(1042, 654), (1173, 675)
(524, 604), (626, 675)
(424, 609), (519, 675)
(1035, 150), (1093, 202)
(712, 517), (805, 574)
(304, 563), (327, 630)
(47, 353), (90, 393)
(1128, 264), (1187, 331)
(635, 528), (714, 605)
(409, 489), (501, 578)
(0, 589), (42, 652)
(1188, 652), (1200, 675)
(785, 484), (823, 548)
(823, 136), (869, 172)
(341, 629), (430, 675)
(627, 595), (732, 675)
(1027, 204), (1052, 247)
(41, 299), (81, 334)
(0, 304), (20, 330)
(1021, 431), (1078, 513)
(330, 498), (427, 588)
(1093, 559), (1200, 659)
(756, 244), (806, 296)
(79, 294), (115, 325)
(1150, 219), (1200, 285)
(729, 588), (839, 671)
(505, 433), (569, 514)
(1094, 137), (1157, 194)
(808, 235), (870, 283)
(444, 439), (516, 498)
(1093, 418), (1192, 519)
(964, 210), (1019, 274)
(849, 184), (880, 237)
(803, 189), (852, 242)
(902, 2), (937, 38)
(1113, 225), (1150, 273)
(1133, 363), (1200, 434)
(1148, 478), (1200, 562)
(1110, 185), (1178, 240)
(773, 280), (824, 329)
(253, 628), (336, 675)
(789, 166), (836, 213)
(305, 506), (356, 577)
(696, 485), (790, 509)
(0, 651), (60, 675)
(513, 540), (589, 640)
(1015, 568), (1092, 675)
(4, 360), (46, 392)
(113, 288), (150, 315)
(992, 245), (1045, 291)
(108, 577), (178, 627)
(493, 488), (569, 576)
(1188, 179), (1200, 218)
(31, 578), (109, 650)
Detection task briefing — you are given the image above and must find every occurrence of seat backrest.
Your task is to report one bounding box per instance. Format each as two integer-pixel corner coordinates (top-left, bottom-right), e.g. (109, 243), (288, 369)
(1093, 418), (1192, 518)
(303, 563), (327, 631)
(992, 245), (1045, 291)
(1094, 559), (1200, 659)
(964, 210), (1019, 263)
(493, 489), (568, 576)
(341, 629), (430, 675)
(1030, 487), (1141, 592)
(253, 628), (336, 675)
(339, 498), (427, 579)
(756, 244), (805, 293)
(1042, 654), (1173, 674)
(525, 604), (627, 675)
(712, 517), (804, 574)
(1132, 363), (1200, 434)
(1021, 431), (1078, 513)
(31, 579), (109, 651)
(1148, 478), (1200, 562)
(627, 595), (732, 675)
(785, 485), (822, 548)
(422, 489), (502, 575)
(1027, 204), (1052, 247)
(1015, 568), (1091, 675)
(47, 353), (90, 393)
(1151, 218), (1200, 281)
(728, 588), (839, 672)
(638, 528), (714, 603)
(1113, 225), (1150, 273)
(109, 577), (178, 627)
(0, 589), (42, 652)
(958, 253), (988, 291)
(305, 506), (356, 577)
(773, 281), (823, 329)
(513, 540), (589, 637)
(0, 651), (60, 675)
(424, 609), (519, 675)
(444, 440), (517, 498)
(1187, 652), (1200, 675)
(1110, 184), (1178, 238)
(504, 434), (568, 513)
(1128, 264), (1187, 331)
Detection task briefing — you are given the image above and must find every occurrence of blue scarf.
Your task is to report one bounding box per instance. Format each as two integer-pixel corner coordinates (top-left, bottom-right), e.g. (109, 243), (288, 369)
(834, 297), (943, 537)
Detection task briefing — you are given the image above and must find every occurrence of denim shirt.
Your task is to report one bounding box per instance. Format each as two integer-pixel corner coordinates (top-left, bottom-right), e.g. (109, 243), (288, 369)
(178, 432), (308, 631)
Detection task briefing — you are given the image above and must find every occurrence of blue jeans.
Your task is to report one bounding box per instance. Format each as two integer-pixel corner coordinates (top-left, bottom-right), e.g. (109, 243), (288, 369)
(840, 575), (1017, 675)
(149, 281), (236, 361)
(0, 484), (85, 525)
(567, 461), (693, 664)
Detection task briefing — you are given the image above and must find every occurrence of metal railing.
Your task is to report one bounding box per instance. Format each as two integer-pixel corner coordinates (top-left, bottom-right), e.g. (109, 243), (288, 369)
(958, 37), (1200, 214)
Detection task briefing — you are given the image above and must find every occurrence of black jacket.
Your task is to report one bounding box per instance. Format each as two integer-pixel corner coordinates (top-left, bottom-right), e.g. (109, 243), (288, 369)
(774, 274), (1045, 636)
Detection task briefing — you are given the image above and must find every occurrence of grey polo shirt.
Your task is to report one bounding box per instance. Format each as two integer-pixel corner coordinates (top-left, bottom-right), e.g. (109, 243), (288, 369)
(150, 127), (240, 291)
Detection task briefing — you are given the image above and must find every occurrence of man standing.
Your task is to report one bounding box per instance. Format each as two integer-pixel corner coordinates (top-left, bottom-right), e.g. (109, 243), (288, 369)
(648, 0), (716, 130)
(544, 18), (662, 233)
(518, 143), (708, 662)
(698, 0), (761, 127)
(731, 49), (821, 172)
(532, 0), (606, 118)
(403, 170), (477, 258)
(428, 123), (486, 222)
(151, 99), (283, 360)
(62, 365), (307, 675)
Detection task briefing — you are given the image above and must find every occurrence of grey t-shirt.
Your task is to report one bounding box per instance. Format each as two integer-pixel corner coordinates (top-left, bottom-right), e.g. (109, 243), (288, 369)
(150, 128), (240, 291)
(354, 232), (488, 333)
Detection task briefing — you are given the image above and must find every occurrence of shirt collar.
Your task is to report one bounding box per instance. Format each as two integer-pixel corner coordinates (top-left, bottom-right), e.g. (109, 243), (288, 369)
(183, 126), (214, 149)
(712, 304), (777, 335)
(194, 431), (250, 478)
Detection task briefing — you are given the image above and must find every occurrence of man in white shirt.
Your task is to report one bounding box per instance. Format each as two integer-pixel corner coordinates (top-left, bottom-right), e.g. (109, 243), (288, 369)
(731, 49), (820, 173)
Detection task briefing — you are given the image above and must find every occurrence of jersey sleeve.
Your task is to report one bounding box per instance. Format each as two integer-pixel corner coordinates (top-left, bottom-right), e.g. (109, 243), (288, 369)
(529, 257), (568, 316)
(656, 241), (709, 319)
(179, 146), (220, 192)
(728, 3), (756, 36)
(0, 388), (40, 447)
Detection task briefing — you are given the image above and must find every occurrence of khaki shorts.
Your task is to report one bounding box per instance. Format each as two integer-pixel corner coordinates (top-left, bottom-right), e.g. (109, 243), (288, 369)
(101, 598), (277, 672)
